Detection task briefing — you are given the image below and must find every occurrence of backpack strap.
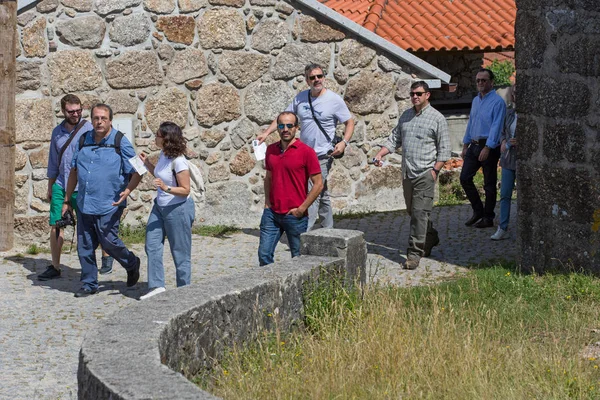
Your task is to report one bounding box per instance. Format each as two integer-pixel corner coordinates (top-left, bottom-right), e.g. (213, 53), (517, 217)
(58, 119), (87, 167)
(79, 130), (124, 151)
(78, 130), (126, 175)
(78, 131), (87, 151)
(114, 130), (123, 155)
(307, 92), (332, 142)
(171, 159), (179, 186)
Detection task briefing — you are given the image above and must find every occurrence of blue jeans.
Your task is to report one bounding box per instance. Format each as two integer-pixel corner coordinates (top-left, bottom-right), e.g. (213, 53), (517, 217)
(145, 197), (195, 289)
(258, 208), (308, 266)
(76, 207), (137, 291)
(308, 157), (333, 230)
(499, 168), (516, 230)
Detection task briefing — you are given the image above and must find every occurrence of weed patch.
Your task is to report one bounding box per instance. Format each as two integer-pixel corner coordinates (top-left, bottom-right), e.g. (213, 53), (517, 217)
(26, 244), (49, 255)
(192, 225), (239, 237)
(119, 223), (147, 246)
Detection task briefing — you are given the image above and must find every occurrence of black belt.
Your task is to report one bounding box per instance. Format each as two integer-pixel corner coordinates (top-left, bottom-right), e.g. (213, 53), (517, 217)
(470, 139), (487, 147)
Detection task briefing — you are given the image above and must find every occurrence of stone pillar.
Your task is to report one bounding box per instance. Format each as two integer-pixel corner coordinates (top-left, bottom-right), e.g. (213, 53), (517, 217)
(300, 229), (367, 285)
(0, 0), (17, 251)
(515, 0), (600, 273)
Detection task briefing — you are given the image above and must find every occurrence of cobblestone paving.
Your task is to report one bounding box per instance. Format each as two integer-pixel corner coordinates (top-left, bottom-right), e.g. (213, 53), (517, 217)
(0, 203), (517, 399)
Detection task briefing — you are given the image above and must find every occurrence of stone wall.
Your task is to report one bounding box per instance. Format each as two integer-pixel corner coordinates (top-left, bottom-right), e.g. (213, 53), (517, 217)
(13, 0), (429, 244)
(416, 51), (484, 101)
(78, 229), (366, 399)
(515, 0), (600, 273)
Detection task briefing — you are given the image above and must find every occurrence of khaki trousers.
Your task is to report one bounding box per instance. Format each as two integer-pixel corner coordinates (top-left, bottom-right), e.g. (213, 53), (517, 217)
(403, 171), (438, 258)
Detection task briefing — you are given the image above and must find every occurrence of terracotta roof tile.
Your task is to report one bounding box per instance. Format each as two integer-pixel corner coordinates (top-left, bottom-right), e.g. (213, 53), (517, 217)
(319, 0), (515, 52)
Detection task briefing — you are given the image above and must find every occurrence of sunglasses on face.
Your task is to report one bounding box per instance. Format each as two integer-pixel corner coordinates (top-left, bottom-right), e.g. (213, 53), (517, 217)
(66, 109), (82, 115)
(409, 91), (427, 97)
(308, 74), (324, 81)
(277, 123), (295, 130)
(476, 78), (489, 83)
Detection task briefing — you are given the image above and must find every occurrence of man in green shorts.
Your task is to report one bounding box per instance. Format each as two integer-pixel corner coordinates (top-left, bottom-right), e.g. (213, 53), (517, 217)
(38, 95), (93, 281)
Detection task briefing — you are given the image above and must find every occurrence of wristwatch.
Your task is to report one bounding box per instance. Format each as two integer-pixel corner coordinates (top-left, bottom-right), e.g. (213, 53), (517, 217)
(166, 186), (171, 193)
(342, 139), (350, 146)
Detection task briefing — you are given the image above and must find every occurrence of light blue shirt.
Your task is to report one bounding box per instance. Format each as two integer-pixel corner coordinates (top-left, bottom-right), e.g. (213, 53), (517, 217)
(71, 128), (136, 215)
(47, 119), (93, 189)
(463, 89), (506, 148)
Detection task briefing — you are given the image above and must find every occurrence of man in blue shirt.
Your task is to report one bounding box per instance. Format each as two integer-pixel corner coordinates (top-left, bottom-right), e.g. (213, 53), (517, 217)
(460, 68), (506, 228)
(62, 104), (142, 297)
(38, 95), (93, 281)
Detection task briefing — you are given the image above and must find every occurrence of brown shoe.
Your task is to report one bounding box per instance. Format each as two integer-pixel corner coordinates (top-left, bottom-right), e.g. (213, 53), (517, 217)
(404, 257), (420, 270)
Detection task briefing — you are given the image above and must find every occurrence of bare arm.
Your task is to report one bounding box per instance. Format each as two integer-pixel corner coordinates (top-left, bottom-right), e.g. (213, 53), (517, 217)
(287, 173), (323, 218)
(154, 170), (190, 197)
(139, 152), (155, 175)
(373, 146), (391, 167)
(257, 119), (280, 144)
(47, 178), (56, 200)
(330, 118), (355, 158)
(61, 169), (78, 216)
(113, 172), (142, 206)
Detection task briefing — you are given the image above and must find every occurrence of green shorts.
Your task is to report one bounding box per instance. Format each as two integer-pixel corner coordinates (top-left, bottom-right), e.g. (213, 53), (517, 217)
(49, 183), (77, 226)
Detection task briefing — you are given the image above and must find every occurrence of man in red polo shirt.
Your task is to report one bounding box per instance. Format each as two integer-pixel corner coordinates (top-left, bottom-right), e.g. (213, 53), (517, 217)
(258, 111), (323, 266)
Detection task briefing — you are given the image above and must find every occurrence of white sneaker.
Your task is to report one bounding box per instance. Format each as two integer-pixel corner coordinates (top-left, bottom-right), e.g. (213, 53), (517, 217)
(490, 227), (509, 241)
(140, 287), (166, 300)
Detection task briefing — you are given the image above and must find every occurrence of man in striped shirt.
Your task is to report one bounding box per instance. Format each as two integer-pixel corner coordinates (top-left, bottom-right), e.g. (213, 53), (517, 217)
(373, 81), (451, 270)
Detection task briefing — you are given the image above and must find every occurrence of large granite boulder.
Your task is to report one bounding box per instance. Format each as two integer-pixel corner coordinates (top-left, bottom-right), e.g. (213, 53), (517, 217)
(48, 50), (102, 94)
(196, 83), (241, 127)
(105, 51), (163, 89)
(56, 15), (105, 49)
(244, 81), (295, 125)
(144, 87), (188, 133)
(219, 51), (270, 88)
(197, 9), (245, 50)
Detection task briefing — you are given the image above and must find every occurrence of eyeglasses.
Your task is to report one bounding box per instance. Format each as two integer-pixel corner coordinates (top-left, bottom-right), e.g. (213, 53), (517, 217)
(476, 78), (489, 83)
(66, 109), (82, 115)
(277, 123), (295, 130)
(409, 92), (427, 97)
(308, 74), (324, 81)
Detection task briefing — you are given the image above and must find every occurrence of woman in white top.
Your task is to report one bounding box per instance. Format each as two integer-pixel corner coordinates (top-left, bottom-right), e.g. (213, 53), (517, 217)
(138, 122), (195, 300)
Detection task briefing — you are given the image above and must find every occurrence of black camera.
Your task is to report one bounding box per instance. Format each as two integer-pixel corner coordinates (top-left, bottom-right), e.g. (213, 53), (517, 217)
(327, 136), (345, 159)
(55, 208), (75, 229)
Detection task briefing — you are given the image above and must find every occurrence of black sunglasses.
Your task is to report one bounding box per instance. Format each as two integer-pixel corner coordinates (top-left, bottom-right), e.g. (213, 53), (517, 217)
(66, 109), (82, 114)
(409, 91), (427, 97)
(476, 78), (489, 83)
(308, 74), (324, 81)
(277, 123), (295, 130)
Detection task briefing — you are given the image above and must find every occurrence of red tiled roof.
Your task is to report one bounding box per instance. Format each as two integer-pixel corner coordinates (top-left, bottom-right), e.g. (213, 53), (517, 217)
(319, 0), (515, 52)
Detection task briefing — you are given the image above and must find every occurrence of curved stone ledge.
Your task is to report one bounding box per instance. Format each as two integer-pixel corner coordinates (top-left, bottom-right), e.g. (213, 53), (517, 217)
(78, 229), (366, 399)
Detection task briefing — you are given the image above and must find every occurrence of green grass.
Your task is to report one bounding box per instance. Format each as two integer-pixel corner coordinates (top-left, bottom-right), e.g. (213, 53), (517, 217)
(192, 225), (239, 237)
(119, 223), (240, 245)
(25, 244), (49, 255)
(437, 169), (517, 207)
(119, 223), (147, 246)
(197, 264), (600, 399)
(436, 170), (484, 206)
